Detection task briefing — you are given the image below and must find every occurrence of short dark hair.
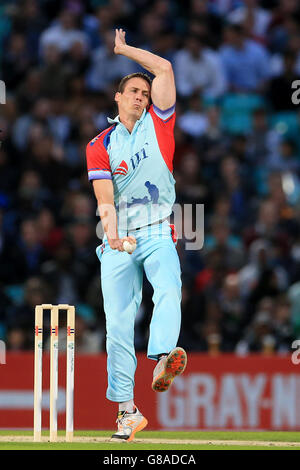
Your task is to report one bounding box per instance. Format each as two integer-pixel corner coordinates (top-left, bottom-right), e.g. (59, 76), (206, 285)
(118, 73), (152, 93)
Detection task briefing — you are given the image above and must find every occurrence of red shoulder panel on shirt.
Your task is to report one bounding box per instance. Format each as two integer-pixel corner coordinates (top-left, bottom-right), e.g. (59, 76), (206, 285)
(86, 126), (116, 180)
(148, 104), (176, 173)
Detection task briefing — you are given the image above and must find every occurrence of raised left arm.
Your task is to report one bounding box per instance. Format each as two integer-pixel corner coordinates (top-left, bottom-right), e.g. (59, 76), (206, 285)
(114, 28), (176, 110)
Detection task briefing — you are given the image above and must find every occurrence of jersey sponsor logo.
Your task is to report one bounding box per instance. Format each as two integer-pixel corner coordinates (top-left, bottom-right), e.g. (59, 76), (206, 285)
(130, 143), (149, 170)
(113, 143), (150, 178)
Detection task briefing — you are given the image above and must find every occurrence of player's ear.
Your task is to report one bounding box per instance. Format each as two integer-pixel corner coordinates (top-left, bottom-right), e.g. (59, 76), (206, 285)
(115, 92), (121, 103)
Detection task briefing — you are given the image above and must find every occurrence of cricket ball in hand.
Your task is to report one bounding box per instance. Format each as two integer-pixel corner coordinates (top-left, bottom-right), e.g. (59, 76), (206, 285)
(123, 240), (137, 254)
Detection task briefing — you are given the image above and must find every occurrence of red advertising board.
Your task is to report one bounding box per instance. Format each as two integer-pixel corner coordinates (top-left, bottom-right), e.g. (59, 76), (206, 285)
(0, 353), (300, 430)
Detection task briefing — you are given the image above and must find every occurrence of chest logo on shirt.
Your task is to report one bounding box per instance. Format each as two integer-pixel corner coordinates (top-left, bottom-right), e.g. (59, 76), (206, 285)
(113, 143), (150, 177)
(131, 143), (150, 170)
(113, 160), (128, 176)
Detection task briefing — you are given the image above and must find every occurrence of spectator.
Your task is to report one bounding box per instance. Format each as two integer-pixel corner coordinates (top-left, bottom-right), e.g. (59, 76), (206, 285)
(16, 169), (53, 216)
(12, 98), (52, 151)
(12, 0), (47, 61)
(36, 208), (63, 255)
(177, 94), (208, 138)
(137, 10), (165, 49)
(202, 319), (223, 355)
(39, 8), (89, 57)
(175, 151), (209, 204)
(66, 220), (99, 298)
(0, 283), (11, 340)
(6, 277), (51, 350)
(86, 29), (136, 91)
(41, 240), (79, 306)
(172, 123), (197, 169)
(196, 106), (229, 178)
(220, 24), (270, 92)
(187, 0), (224, 48)
(236, 310), (276, 355)
(265, 139), (300, 173)
(174, 33), (227, 99)
(48, 96), (71, 144)
(268, 0), (300, 55)
(0, 209), (16, 284)
(227, 0), (272, 44)
(39, 44), (69, 98)
(216, 154), (251, 227)
(63, 39), (91, 77)
(1, 32), (34, 90)
(219, 273), (245, 351)
(246, 107), (280, 164)
(288, 280), (300, 338)
(11, 219), (49, 283)
(243, 198), (281, 244)
(239, 238), (288, 302)
(147, 32), (177, 65)
(16, 69), (42, 114)
(0, 146), (19, 195)
(273, 295), (294, 353)
(204, 215), (244, 270)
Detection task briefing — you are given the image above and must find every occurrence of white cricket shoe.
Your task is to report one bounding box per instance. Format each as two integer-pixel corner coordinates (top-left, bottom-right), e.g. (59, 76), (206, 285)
(152, 347), (187, 392)
(110, 407), (148, 442)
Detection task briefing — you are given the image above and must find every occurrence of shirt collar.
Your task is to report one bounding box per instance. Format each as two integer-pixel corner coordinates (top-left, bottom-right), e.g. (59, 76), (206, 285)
(107, 115), (120, 124)
(107, 108), (147, 127)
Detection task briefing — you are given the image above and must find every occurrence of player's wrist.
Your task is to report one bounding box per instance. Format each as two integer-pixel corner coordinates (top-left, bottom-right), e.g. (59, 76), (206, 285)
(108, 239), (121, 252)
(114, 43), (127, 55)
(107, 237), (120, 245)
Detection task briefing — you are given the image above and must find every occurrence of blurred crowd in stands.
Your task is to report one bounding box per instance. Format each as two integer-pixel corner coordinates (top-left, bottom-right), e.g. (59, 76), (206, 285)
(0, 0), (300, 355)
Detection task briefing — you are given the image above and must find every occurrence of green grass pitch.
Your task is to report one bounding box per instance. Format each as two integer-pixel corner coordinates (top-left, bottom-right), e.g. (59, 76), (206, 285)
(0, 430), (300, 450)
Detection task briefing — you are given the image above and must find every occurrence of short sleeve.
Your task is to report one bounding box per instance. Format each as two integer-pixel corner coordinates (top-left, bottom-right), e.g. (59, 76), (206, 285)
(151, 103), (176, 122)
(86, 139), (112, 181)
(148, 104), (176, 173)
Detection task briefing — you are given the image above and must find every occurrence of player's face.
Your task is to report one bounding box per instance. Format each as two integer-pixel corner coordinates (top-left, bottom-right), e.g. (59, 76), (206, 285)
(115, 78), (150, 119)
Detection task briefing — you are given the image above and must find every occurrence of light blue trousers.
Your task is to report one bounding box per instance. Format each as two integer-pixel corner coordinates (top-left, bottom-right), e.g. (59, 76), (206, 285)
(96, 221), (182, 402)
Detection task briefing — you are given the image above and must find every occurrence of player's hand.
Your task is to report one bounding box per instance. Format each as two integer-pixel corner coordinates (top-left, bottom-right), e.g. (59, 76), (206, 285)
(108, 238), (124, 251)
(108, 236), (136, 252)
(114, 28), (127, 54)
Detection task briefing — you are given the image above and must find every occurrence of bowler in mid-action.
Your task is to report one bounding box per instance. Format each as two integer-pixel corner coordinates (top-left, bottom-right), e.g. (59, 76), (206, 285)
(86, 29), (187, 442)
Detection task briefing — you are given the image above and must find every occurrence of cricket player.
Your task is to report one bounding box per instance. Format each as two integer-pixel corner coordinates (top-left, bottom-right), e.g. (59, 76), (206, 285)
(86, 29), (187, 442)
